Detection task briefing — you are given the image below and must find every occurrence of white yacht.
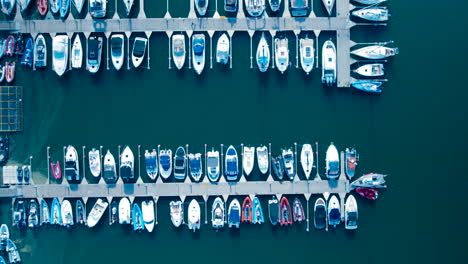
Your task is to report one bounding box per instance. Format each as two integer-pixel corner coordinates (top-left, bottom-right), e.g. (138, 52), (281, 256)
(34, 34), (47, 68)
(52, 35), (69, 77)
(159, 149), (173, 179)
(87, 198), (108, 228)
(322, 0), (335, 16)
(188, 153), (203, 182)
(188, 199), (201, 232)
(281, 148), (295, 180)
(245, 0), (265, 17)
(192, 34), (205, 75)
(225, 145), (238, 181)
(328, 195), (340, 228)
(172, 34), (186, 70)
(195, 0), (208, 16)
(326, 142), (339, 179)
(103, 150), (117, 183)
(242, 146), (255, 177)
(132, 37), (147, 68)
(89, 0), (106, 18)
(110, 34), (124, 71)
(300, 144), (313, 179)
(88, 148), (101, 178)
(71, 35), (83, 69)
(216, 33), (230, 65)
(275, 37), (289, 74)
(354, 63), (384, 77)
(352, 7), (389, 22)
(321, 40), (336, 86)
(345, 195), (358, 230)
(86, 36), (103, 74)
(142, 200), (155, 232)
(256, 33), (270, 73)
(65, 145), (79, 181)
(211, 197), (225, 229)
(300, 37), (314, 74)
(351, 45), (399, 59)
(170, 200), (184, 227)
(61, 200), (74, 227)
(123, 0), (133, 16)
(256, 145), (268, 174)
(120, 146), (134, 182)
(118, 197), (131, 224)
(207, 149), (220, 182)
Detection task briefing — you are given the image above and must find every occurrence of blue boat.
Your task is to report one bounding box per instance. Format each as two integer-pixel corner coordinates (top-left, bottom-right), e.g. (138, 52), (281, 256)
(252, 197), (264, 224)
(228, 199), (240, 228)
(20, 38), (33, 67)
(50, 198), (62, 225)
(225, 145), (238, 181)
(60, 0), (70, 18)
(352, 80), (383, 93)
(132, 203), (144, 231)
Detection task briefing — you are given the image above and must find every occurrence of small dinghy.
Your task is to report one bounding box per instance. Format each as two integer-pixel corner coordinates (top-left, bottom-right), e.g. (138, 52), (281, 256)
(59, 0), (69, 18)
(282, 148), (295, 181)
(355, 187), (379, 200)
(188, 153), (203, 182)
(174, 146), (187, 180)
(20, 38), (33, 67)
(279, 197), (292, 226)
(61, 199), (74, 228)
(118, 197), (131, 224)
(328, 195), (340, 228)
(275, 37), (289, 74)
(65, 145), (80, 182)
(122, 0), (133, 16)
(352, 80), (383, 93)
(172, 34), (186, 70)
(75, 199), (86, 225)
(300, 37), (314, 74)
(252, 196), (264, 224)
(351, 173), (386, 188)
(351, 45), (399, 60)
(345, 195), (358, 230)
(170, 200), (184, 227)
(120, 145), (134, 182)
(4, 62), (15, 83)
(207, 149), (220, 182)
(109, 200), (118, 225)
(300, 144), (313, 179)
(145, 149), (158, 180)
(211, 197), (224, 229)
(345, 147), (357, 179)
(142, 200), (155, 232)
(22, 166), (30, 184)
(6, 239), (20, 263)
(89, 0), (106, 18)
(188, 199), (201, 231)
(256, 145), (268, 174)
(268, 196), (279, 225)
(256, 33), (270, 73)
(314, 198), (326, 229)
(326, 142), (339, 179)
(228, 199), (240, 228)
(354, 63), (384, 77)
(321, 0), (335, 16)
(216, 33), (230, 65)
(13, 200), (26, 227)
(103, 150), (117, 183)
(225, 145), (239, 181)
(40, 199), (50, 225)
(28, 199), (39, 228)
(132, 203), (144, 231)
(192, 34), (205, 75)
(34, 34), (47, 68)
(272, 156), (284, 180)
(352, 7), (389, 22)
(242, 146), (255, 177)
(88, 148), (101, 178)
(195, 0), (208, 16)
(110, 34), (124, 70)
(52, 35), (69, 77)
(245, 0), (265, 17)
(292, 198), (305, 223)
(321, 39), (336, 86)
(224, 0), (237, 12)
(268, 0), (281, 12)
(132, 37), (147, 68)
(87, 198), (108, 228)
(71, 35), (83, 69)
(159, 149), (172, 179)
(50, 198), (62, 225)
(1, 0), (17, 15)
(241, 196), (253, 223)
(72, 0), (84, 13)
(87, 35), (103, 73)
(50, 0), (59, 13)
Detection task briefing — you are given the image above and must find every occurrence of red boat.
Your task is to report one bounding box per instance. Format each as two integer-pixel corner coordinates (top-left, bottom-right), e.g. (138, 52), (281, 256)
(5, 35), (15, 56)
(279, 197), (292, 226)
(292, 198), (305, 222)
(241, 196), (252, 223)
(50, 161), (62, 180)
(37, 0), (48, 16)
(5, 62), (15, 83)
(356, 187), (378, 200)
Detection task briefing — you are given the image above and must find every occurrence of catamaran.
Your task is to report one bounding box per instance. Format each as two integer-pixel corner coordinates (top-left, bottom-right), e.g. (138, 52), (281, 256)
(275, 37), (289, 74)
(159, 149), (173, 179)
(188, 199), (201, 231)
(103, 150), (118, 183)
(256, 33), (270, 72)
(174, 146), (187, 180)
(87, 35), (102, 73)
(87, 198), (108, 228)
(207, 149), (220, 182)
(52, 35), (69, 77)
(188, 153), (203, 182)
(326, 142), (339, 179)
(321, 39), (336, 86)
(345, 195), (358, 230)
(225, 145), (238, 181)
(211, 197), (225, 229)
(71, 35), (83, 69)
(242, 146), (255, 177)
(88, 148), (101, 178)
(192, 34), (205, 75)
(34, 34), (47, 68)
(300, 37), (314, 74)
(110, 34), (124, 70)
(300, 144), (313, 179)
(132, 37), (147, 68)
(354, 63), (384, 77)
(216, 33), (230, 65)
(245, 0), (265, 17)
(65, 145), (79, 182)
(351, 45), (398, 59)
(172, 34), (186, 70)
(120, 145), (134, 182)
(170, 200), (184, 227)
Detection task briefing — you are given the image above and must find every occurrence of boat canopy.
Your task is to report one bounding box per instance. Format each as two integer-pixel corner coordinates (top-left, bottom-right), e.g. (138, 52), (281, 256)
(194, 43), (204, 55)
(160, 155), (170, 169)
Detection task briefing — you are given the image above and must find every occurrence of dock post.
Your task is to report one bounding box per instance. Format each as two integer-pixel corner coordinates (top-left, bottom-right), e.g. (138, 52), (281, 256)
(68, 32), (74, 71)
(294, 142), (299, 181)
(240, 143), (244, 178)
(294, 31), (299, 69)
(138, 0), (146, 18)
(208, 31), (214, 69)
(165, 0), (171, 19)
(186, 144), (189, 180)
(167, 32), (172, 70)
(29, 155), (32, 184)
(305, 193), (311, 232)
(220, 144), (224, 180)
(223, 195), (228, 223)
(314, 142), (320, 181)
(204, 144), (208, 178)
(188, 0), (196, 18)
(314, 31), (320, 69)
(227, 31), (234, 69)
(63, 146), (66, 182)
(157, 145), (161, 179)
(105, 32), (111, 70)
(99, 145), (103, 184)
(138, 145), (141, 180)
(248, 30), (254, 69)
(270, 31), (275, 69)
(118, 145), (121, 177)
(125, 32), (131, 70)
(145, 31), (152, 70)
(47, 146), (50, 184)
(82, 146), (86, 183)
(204, 195), (208, 224)
(188, 32), (193, 69)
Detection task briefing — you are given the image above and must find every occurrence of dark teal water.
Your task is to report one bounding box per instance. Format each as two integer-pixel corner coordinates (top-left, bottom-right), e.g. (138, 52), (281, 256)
(1, 1), (467, 264)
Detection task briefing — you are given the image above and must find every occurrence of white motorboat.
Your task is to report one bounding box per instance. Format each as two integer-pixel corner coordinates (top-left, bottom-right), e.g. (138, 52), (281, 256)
(281, 148), (295, 180)
(172, 34), (186, 70)
(170, 200), (184, 227)
(207, 149), (220, 182)
(188, 199), (201, 231)
(345, 195), (358, 230)
(352, 7), (389, 22)
(326, 142), (339, 179)
(89, 0), (106, 18)
(321, 0), (335, 16)
(72, 0), (84, 13)
(256, 145), (268, 174)
(88, 148), (101, 178)
(159, 149), (172, 179)
(321, 39), (336, 86)
(275, 37), (289, 74)
(142, 200), (155, 232)
(242, 146), (255, 177)
(225, 145), (238, 181)
(351, 45), (399, 60)
(245, 0), (265, 17)
(268, 0), (281, 12)
(192, 34), (205, 75)
(123, 0), (133, 16)
(120, 146), (134, 182)
(174, 146), (187, 180)
(300, 144), (313, 179)
(188, 153), (203, 182)
(228, 198), (240, 228)
(195, 0), (208, 16)
(256, 33), (270, 73)
(216, 33), (230, 65)
(313, 198), (326, 229)
(52, 35), (69, 77)
(351, 173), (387, 188)
(354, 63), (384, 77)
(71, 35), (83, 69)
(110, 34), (124, 71)
(144, 149), (158, 180)
(211, 197), (224, 229)
(132, 37), (147, 68)
(118, 197), (131, 224)
(86, 36), (103, 74)
(87, 198), (108, 228)
(34, 34), (47, 68)
(328, 195), (340, 228)
(299, 37), (314, 74)
(103, 150), (117, 183)
(65, 145), (79, 182)
(1, 0), (16, 15)
(61, 199), (74, 227)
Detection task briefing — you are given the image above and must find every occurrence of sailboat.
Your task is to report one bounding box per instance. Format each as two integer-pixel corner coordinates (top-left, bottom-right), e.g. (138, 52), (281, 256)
(123, 0), (133, 16)
(65, 145), (80, 182)
(110, 34), (124, 70)
(256, 33), (270, 72)
(275, 37), (289, 73)
(144, 149), (158, 180)
(159, 149), (172, 179)
(34, 34), (47, 68)
(87, 198), (108, 228)
(345, 195), (358, 230)
(142, 200), (155, 232)
(120, 145), (134, 182)
(72, 0), (84, 13)
(245, 0), (265, 17)
(172, 34), (186, 70)
(118, 197), (131, 224)
(300, 144), (313, 179)
(299, 37), (314, 74)
(351, 45), (399, 59)
(321, 0), (335, 16)
(188, 199), (201, 231)
(103, 150), (118, 183)
(192, 34), (205, 75)
(188, 153), (203, 182)
(211, 197), (225, 229)
(88, 148), (101, 178)
(86, 35), (103, 73)
(71, 35), (83, 69)
(352, 7), (389, 22)
(195, 0), (208, 16)
(52, 35), (69, 77)
(326, 142), (339, 179)
(225, 145), (238, 181)
(321, 39), (336, 86)
(354, 63), (384, 77)
(207, 149), (220, 182)
(170, 200), (184, 227)
(132, 37), (147, 68)
(216, 33), (230, 65)
(242, 146), (255, 177)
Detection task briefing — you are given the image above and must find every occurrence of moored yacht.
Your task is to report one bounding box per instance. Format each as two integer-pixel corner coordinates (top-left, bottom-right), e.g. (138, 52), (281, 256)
(207, 149), (220, 182)
(170, 200), (184, 227)
(87, 198), (108, 228)
(13, 200), (26, 227)
(40, 199), (50, 225)
(228, 198), (240, 228)
(272, 156), (285, 180)
(345, 195), (358, 230)
(145, 149), (158, 180)
(50, 0), (59, 13)
(34, 34), (47, 68)
(28, 199), (39, 228)
(192, 34), (205, 75)
(52, 35), (69, 77)
(188, 153), (203, 182)
(174, 146), (187, 180)
(159, 149), (172, 179)
(321, 39), (336, 86)
(328, 195), (340, 228)
(89, 0), (106, 18)
(86, 35), (103, 73)
(326, 142), (339, 179)
(50, 198), (62, 225)
(120, 145), (134, 182)
(351, 45), (398, 60)
(118, 197), (131, 224)
(132, 37), (147, 68)
(314, 198), (326, 229)
(351, 173), (386, 188)
(195, 0), (208, 16)
(110, 34), (124, 70)
(256, 33), (270, 72)
(256, 145), (268, 174)
(275, 37), (289, 73)
(188, 199), (201, 231)
(76, 199), (86, 225)
(279, 197), (292, 226)
(322, 0), (335, 16)
(241, 196), (252, 223)
(242, 146), (255, 177)
(352, 7), (389, 22)
(292, 198), (305, 222)
(132, 203), (144, 231)
(216, 33), (230, 65)
(109, 200), (118, 225)
(352, 80), (383, 93)
(211, 197), (225, 229)
(172, 34), (186, 70)
(142, 200), (155, 232)
(268, 196), (279, 225)
(281, 148), (295, 180)
(20, 38), (33, 67)
(225, 145), (238, 181)
(71, 35), (83, 69)
(354, 63), (384, 77)
(88, 148), (101, 178)
(65, 145), (80, 182)
(123, 0), (133, 16)
(103, 150), (118, 183)
(300, 37), (314, 74)
(345, 147), (357, 179)
(17, 0), (30, 12)
(300, 144), (313, 179)
(61, 199), (74, 228)
(245, 0), (265, 17)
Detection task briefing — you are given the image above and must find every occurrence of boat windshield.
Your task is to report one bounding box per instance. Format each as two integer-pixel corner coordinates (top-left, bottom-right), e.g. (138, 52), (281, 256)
(175, 158), (184, 167)
(160, 155), (170, 169)
(207, 156), (218, 167)
(111, 38), (123, 56)
(226, 161), (237, 173)
(315, 207), (326, 227)
(329, 161), (339, 175)
(347, 212), (357, 226)
(190, 158), (200, 169)
(53, 49), (64, 59)
(329, 208), (340, 221)
(194, 43), (204, 56)
(133, 40), (146, 57)
(291, 0), (308, 8)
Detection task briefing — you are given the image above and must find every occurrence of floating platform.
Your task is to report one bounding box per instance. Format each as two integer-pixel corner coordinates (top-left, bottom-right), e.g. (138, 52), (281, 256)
(0, 86), (23, 132)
